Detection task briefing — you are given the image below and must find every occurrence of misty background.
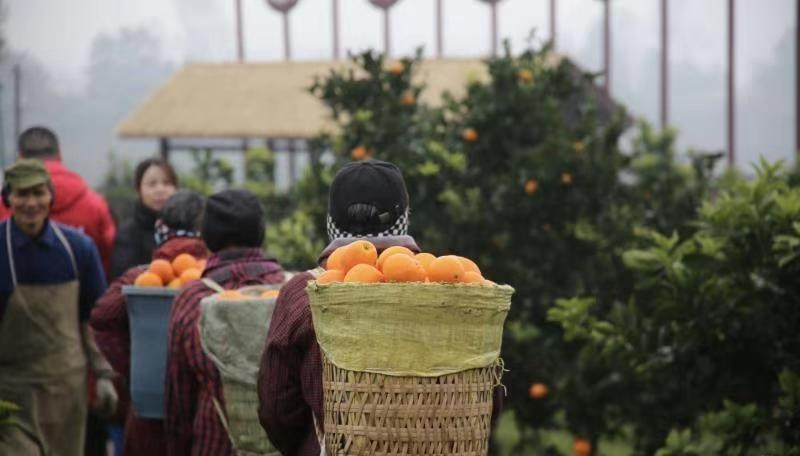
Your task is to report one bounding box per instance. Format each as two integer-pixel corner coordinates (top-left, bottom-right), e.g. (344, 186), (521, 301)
(0, 0), (796, 186)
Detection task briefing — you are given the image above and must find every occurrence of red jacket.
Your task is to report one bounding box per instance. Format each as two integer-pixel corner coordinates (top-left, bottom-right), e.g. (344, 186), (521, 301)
(0, 160), (116, 275)
(90, 237), (210, 456)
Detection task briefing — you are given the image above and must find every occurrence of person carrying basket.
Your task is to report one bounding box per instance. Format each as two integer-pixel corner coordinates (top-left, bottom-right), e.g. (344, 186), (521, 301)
(258, 160), (505, 456)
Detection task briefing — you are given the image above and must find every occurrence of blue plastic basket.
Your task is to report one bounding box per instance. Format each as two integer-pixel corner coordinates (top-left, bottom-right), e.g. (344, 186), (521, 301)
(123, 286), (179, 419)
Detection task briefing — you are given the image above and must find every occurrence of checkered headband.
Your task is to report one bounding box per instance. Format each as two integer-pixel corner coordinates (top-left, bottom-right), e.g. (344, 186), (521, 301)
(326, 209), (409, 241)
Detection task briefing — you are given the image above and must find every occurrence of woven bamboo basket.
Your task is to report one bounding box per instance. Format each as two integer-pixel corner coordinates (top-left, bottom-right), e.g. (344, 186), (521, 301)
(308, 281), (514, 456)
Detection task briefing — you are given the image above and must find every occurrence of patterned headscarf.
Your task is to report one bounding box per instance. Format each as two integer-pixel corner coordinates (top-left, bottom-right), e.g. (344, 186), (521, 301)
(154, 218), (201, 247)
(326, 209), (409, 241)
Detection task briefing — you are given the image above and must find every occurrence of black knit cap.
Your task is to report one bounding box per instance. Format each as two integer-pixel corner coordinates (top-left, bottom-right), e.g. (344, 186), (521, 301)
(328, 159), (409, 233)
(202, 189), (265, 252)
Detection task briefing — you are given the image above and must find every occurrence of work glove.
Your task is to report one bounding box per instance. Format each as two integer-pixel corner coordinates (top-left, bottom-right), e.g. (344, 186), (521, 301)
(94, 376), (119, 419)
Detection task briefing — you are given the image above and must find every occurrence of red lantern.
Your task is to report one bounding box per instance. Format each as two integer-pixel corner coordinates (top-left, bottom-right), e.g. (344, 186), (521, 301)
(266, 0), (299, 13)
(368, 0), (399, 9)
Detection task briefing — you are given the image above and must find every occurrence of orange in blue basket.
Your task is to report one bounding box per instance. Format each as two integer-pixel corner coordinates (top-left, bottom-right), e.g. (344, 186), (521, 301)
(149, 259), (175, 284)
(179, 268), (202, 284)
(172, 253), (198, 277)
(134, 271), (163, 287)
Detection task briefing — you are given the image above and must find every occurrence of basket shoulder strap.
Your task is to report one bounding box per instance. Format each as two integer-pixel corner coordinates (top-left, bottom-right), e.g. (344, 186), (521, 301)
(201, 278), (225, 293)
(212, 397), (235, 446)
(307, 267), (325, 280)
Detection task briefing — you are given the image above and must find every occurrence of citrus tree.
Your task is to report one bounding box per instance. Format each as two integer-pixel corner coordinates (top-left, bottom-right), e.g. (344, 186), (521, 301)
(551, 162), (800, 454)
(283, 44), (721, 454)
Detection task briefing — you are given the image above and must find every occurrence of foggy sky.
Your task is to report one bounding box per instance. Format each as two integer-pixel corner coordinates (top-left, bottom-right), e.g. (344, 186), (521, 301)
(2, 0), (797, 185)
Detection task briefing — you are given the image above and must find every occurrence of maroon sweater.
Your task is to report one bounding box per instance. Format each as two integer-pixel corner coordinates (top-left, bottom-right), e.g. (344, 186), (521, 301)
(261, 236), (506, 456)
(166, 248), (285, 456)
(90, 237), (210, 456)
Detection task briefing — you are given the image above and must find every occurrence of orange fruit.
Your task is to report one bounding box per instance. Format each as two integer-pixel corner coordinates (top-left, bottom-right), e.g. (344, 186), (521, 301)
(528, 383), (548, 400)
(179, 268), (202, 283)
(415, 253), (436, 272)
(134, 271), (163, 287)
(149, 259), (174, 284)
(561, 172), (573, 184)
(455, 256), (481, 275)
(382, 254), (425, 282)
(326, 247), (347, 271)
(401, 90), (415, 106)
(317, 269), (345, 284)
(427, 256), (465, 283)
(172, 254), (198, 277)
(167, 278), (183, 289)
(341, 240), (378, 271)
(517, 69), (533, 82)
(343, 264), (384, 283)
(376, 246), (414, 271)
(218, 290), (246, 300)
(573, 438), (592, 456)
(351, 146), (368, 161)
(197, 259), (207, 271)
(462, 128), (478, 142)
(524, 179), (539, 195)
(388, 62), (404, 75)
(462, 271), (484, 283)
(260, 290), (280, 298)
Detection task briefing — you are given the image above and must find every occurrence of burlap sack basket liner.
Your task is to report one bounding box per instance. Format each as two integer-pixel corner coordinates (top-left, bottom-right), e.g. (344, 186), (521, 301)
(199, 283), (286, 456)
(308, 281), (513, 456)
(308, 282), (513, 377)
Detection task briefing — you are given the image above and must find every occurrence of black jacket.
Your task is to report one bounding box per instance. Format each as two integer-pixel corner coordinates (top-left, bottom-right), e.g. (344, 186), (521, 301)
(110, 200), (158, 279)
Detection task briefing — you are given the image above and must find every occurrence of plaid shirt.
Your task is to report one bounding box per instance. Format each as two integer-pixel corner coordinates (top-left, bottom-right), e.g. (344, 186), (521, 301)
(91, 237), (209, 456)
(165, 247), (284, 456)
(258, 237), (422, 456)
(258, 271), (323, 456)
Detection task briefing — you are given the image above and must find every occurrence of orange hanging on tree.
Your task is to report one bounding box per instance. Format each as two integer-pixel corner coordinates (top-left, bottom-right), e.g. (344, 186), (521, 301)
(401, 90), (415, 106)
(524, 179), (539, 195)
(351, 146), (368, 161)
(528, 382), (549, 400)
(573, 438), (592, 456)
(462, 128), (478, 142)
(388, 62), (405, 75)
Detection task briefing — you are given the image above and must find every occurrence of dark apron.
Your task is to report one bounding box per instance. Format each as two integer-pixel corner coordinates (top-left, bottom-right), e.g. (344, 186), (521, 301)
(0, 221), (88, 456)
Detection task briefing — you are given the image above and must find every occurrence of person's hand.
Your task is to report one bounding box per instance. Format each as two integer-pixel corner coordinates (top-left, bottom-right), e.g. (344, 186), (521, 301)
(94, 377), (119, 419)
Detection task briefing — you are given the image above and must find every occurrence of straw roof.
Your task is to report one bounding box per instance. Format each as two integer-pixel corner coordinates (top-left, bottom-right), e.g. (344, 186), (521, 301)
(116, 59), (489, 140)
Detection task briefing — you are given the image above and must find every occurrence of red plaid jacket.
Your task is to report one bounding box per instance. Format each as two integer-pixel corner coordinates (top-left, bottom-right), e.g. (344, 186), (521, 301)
(91, 237), (209, 456)
(258, 237), (505, 456)
(165, 247), (285, 456)
(259, 237), (427, 456)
